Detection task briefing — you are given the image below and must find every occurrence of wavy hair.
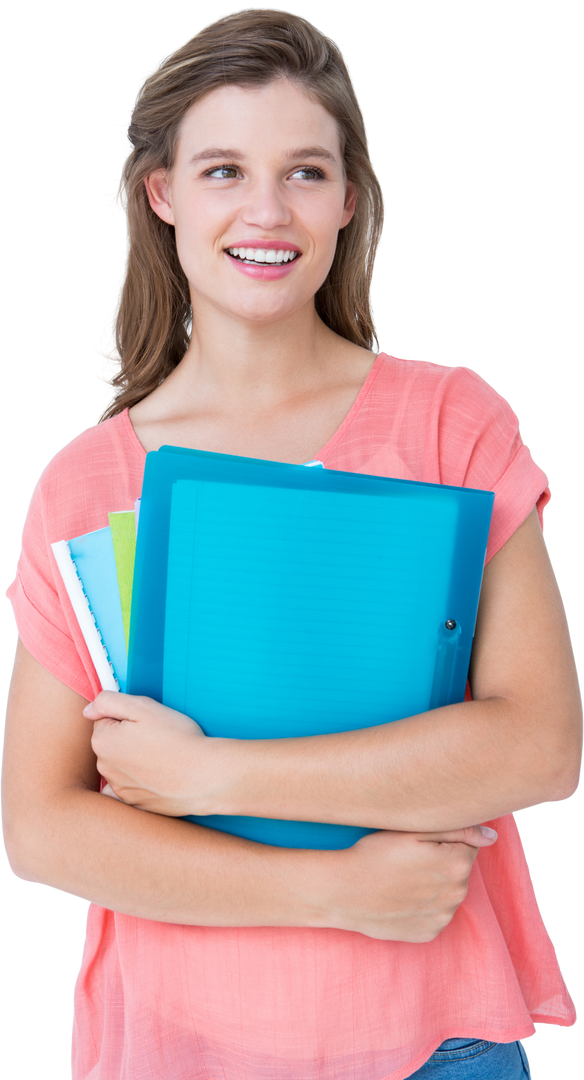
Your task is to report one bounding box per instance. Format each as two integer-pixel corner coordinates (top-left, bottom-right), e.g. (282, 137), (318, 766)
(101, 9), (384, 420)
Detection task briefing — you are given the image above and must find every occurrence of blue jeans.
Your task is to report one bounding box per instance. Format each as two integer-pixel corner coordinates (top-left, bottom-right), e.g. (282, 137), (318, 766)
(405, 1038), (531, 1078)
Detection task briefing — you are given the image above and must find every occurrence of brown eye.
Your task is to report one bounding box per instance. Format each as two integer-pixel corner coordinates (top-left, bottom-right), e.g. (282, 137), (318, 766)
(204, 163), (237, 178)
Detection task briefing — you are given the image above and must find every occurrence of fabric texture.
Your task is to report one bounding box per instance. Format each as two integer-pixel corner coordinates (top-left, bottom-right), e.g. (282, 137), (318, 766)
(7, 354), (574, 1080)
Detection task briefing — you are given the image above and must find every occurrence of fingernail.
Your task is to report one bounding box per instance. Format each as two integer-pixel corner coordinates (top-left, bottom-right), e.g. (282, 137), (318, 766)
(82, 704), (92, 716)
(480, 825), (498, 839)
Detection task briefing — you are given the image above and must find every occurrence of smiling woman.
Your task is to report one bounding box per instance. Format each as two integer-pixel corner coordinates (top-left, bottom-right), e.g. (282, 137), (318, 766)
(122, 71), (379, 462)
(2, 8), (580, 1080)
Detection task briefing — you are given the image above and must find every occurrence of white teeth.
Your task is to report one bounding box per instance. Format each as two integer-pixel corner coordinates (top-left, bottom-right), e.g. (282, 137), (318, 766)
(227, 247), (299, 263)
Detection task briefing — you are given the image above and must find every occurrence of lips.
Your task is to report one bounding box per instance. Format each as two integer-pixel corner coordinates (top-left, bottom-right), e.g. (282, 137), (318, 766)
(224, 245), (300, 281)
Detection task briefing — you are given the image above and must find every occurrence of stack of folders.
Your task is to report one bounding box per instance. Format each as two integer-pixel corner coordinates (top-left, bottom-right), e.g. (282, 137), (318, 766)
(53, 447), (493, 850)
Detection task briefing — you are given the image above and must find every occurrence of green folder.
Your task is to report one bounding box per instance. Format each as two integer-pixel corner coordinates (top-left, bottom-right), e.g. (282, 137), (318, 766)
(108, 511), (137, 650)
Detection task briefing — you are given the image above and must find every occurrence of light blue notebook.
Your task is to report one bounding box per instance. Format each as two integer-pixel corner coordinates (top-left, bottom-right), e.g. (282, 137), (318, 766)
(68, 527), (128, 691)
(128, 447), (493, 849)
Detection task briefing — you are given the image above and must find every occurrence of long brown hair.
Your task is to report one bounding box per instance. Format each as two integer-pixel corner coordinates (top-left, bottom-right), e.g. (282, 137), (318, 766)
(101, 9), (384, 421)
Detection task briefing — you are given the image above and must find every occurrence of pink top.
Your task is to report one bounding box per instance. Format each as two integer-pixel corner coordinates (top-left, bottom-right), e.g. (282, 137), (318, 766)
(8, 354), (575, 1080)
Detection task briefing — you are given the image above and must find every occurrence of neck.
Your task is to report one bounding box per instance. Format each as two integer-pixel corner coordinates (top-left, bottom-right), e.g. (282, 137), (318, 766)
(165, 311), (336, 419)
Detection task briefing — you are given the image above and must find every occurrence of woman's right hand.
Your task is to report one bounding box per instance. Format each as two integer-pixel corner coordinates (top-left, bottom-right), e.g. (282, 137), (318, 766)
(318, 825), (497, 942)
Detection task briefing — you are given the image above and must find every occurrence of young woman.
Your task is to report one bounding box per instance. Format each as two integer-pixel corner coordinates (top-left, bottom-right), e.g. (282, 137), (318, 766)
(3, 10), (581, 1080)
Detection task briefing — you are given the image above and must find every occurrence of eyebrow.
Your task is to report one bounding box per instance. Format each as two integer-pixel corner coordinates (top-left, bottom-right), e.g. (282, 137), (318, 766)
(188, 145), (339, 166)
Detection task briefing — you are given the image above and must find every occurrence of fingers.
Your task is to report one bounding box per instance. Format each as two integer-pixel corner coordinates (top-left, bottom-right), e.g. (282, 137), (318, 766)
(83, 691), (118, 721)
(101, 782), (123, 801)
(83, 691), (137, 721)
(418, 824), (498, 848)
(468, 824), (498, 847)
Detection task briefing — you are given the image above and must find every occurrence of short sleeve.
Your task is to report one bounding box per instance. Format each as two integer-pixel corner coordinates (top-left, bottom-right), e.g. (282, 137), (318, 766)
(5, 413), (145, 701)
(7, 476), (100, 701)
(437, 367), (550, 562)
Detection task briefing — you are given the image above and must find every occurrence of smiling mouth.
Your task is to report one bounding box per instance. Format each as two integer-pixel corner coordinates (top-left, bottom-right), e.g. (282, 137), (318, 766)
(224, 248), (300, 265)
(225, 246), (300, 265)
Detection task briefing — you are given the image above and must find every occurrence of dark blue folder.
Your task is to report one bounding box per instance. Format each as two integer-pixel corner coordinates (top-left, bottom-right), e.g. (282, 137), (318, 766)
(127, 447), (493, 849)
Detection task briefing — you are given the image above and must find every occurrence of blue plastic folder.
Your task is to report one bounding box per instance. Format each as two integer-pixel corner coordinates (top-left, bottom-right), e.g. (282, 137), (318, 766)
(127, 447), (494, 849)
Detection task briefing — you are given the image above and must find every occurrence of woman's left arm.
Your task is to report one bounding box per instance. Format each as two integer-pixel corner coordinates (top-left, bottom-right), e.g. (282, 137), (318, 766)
(89, 508), (582, 832)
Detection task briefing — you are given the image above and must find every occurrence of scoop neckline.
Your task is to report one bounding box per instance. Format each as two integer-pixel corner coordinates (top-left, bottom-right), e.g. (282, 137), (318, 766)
(120, 351), (387, 464)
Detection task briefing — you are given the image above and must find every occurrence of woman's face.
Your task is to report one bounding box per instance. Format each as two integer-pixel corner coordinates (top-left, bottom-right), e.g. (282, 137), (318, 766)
(145, 78), (356, 327)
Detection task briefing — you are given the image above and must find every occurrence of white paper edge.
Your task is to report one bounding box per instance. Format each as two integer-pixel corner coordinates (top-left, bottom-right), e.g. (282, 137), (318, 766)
(51, 540), (119, 692)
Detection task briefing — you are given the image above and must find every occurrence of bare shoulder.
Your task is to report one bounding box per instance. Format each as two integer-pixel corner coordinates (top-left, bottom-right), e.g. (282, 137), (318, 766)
(128, 388), (161, 424)
(326, 334), (377, 383)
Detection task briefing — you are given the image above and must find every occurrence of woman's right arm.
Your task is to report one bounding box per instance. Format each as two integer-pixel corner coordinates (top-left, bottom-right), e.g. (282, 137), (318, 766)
(2, 640), (496, 941)
(3, 641), (321, 927)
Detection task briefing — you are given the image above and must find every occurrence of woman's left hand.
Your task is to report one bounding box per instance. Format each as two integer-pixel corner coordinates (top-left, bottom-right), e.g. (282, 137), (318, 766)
(85, 692), (217, 817)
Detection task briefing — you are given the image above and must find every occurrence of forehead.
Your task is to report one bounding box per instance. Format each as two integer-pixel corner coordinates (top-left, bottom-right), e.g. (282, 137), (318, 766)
(175, 79), (341, 160)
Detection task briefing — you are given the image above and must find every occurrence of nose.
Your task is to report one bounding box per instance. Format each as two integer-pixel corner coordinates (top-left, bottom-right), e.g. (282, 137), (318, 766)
(241, 177), (292, 231)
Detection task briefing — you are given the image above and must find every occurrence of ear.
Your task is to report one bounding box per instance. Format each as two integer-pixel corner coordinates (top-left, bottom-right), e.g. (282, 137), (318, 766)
(339, 181), (357, 229)
(144, 169), (175, 225)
